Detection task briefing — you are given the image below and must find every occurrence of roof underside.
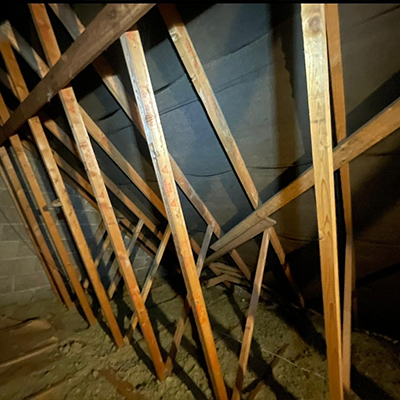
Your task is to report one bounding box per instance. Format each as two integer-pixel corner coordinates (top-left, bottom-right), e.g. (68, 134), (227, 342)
(2, 3), (400, 338)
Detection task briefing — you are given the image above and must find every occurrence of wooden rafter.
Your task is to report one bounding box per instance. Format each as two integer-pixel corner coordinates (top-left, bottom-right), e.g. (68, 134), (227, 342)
(0, 38), (125, 349)
(210, 95), (400, 253)
(44, 4), (254, 283)
(158, 4), (303, 305)
(232, 228), (271, 400)
(126, 224), (172, 339)
(0, 146), (70, 306)
(0, 4), (154, 143)
(108, 219), (145, 298)
(301, 5), (343, 399)
(9, 133), (97, 325)
(165, 223), (214, 375)
(121, 27), (228, 400)
(29, 4), (165, 380)
(205, 217), (276, 266)
(325, 4), (355, 394)
(0, 87), (95, 323)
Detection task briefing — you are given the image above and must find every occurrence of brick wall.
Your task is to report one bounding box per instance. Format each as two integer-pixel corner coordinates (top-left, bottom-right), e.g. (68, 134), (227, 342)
(0, 149), (155, 307)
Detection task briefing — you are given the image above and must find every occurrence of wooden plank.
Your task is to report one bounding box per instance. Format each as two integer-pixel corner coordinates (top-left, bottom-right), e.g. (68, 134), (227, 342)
(108, 219), (144, 298)
(301, 5), (343, 400)
(1, 40), (124, 348)
(208, 93), (400, 256)
(157, 4), (303, 303)
(232, 229), (271, 400)
(0, 75), (94, 321)
(164, 224), (215, 375)
(121, 27), (227, 400)
(41, 116), (162, 240)
(325, 4), (355, 394)
(30, 3), (165, 380)
(81, 108), (166, 217)
(46, 4), (254, 283)
(9, 134), (96, 325)
(0, 146), (71, 306)
(158, 3), (260, 208)
(158, 4), (302, 297)
(126, 224), (172, 339)
(44, 143), (160, 256)
(0, 4), (154, 144)
(206, 217), (275, 265)
(0, 152), (62, 304)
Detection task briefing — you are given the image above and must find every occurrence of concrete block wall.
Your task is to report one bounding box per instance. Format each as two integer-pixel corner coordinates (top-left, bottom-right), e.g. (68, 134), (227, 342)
(0, 149), (156, 307)
(0, 169), (53, 306)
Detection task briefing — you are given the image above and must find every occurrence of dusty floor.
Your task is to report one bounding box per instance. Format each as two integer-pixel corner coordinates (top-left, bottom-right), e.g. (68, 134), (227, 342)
(0, 278), (399, 400)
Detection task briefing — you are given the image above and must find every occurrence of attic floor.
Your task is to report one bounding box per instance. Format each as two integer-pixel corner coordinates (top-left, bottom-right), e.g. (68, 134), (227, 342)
(0, 277), (399, 400)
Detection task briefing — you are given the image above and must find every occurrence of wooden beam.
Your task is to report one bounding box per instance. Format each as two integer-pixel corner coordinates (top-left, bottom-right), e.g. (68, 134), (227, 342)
(10, 133), (97, 325)
(44, 142), (159, 256)
(301, 5), (343, 399)
(158, 3), (260, 208)
(209, 94), (400, 255)
(232, 229), (271, 400)
(126, 224), (172, 339)
(0, 4), (154, 144)
(0, 148), (66, 304)
(205, 217), (275, 265)
(1, 39), (124, 349)
(0, 145), (73, 306)
(325, 4), (355, 394)
(158, 4), (303, 304)
(0, 75), (95, 322)
(108, 219), (144, 298)
(45, 4), (254, 283)
(121, 27), (227, 400)
(165, 224), (214, 375)
(42, 116), (162, 240)
(30, 3), (165, 380)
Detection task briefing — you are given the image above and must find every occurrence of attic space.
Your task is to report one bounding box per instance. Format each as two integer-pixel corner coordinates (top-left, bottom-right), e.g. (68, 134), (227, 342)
(0, 3), (399, 400)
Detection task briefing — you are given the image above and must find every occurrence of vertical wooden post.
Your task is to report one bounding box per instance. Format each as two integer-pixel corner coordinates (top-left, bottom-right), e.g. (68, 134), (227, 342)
(301, 4), (343, 400)
(30, 4), (166, 380)
(325, 4), (356, 394)
(0, 146), (72, 306)
(232, 229), (271, 400)
(121, 28), (228, 400)
(0, 39), (124, 348)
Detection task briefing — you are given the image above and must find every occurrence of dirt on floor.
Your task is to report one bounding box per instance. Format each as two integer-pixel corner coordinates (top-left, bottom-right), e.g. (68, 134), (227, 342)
(0, 277), (399, 400)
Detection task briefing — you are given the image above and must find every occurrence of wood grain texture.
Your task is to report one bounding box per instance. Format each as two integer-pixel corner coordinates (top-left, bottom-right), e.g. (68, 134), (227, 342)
(158, 4), (302, 303)
(30, 3), (165, 380)
(206, 217), (275, 265)
(48, 3), (254, 284)
(158, 3), (260, 208)
(0, 3), (154, 144)
(301, 4), (343, 399)
(325, 4), (355, 395)
(165, 224), (214, 375)
(1, 37), (124, 348)
(232, 229), (271, 400)
(10, 134), (96, 324)
(0, 147), (68, 305)
(212, 94), (400, 254)
(121, 28), (227, 400)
